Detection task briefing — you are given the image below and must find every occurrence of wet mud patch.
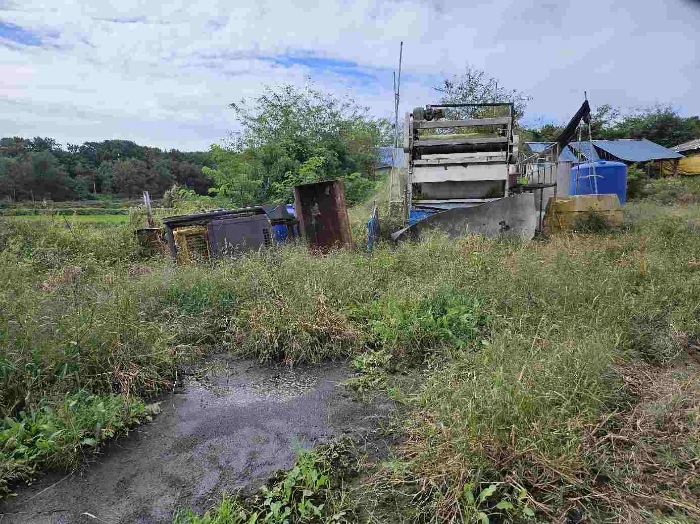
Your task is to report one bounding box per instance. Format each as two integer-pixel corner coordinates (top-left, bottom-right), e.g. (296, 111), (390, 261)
(0, 357), (395, 524)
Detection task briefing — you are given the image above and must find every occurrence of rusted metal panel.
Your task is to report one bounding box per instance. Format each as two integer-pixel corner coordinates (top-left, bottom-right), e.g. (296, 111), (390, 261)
(293, 179), (352, 250)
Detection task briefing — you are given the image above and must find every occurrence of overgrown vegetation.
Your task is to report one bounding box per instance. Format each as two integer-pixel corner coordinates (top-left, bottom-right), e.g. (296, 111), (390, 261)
(173, 439), (358, 524)
(3, 186), (700, 521)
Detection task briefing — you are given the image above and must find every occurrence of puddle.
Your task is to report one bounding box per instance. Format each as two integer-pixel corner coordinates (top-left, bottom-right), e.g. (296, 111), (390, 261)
(1, 357), (394, 524)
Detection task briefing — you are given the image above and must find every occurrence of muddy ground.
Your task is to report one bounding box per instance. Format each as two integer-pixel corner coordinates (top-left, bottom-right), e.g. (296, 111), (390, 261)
(0, 357), (395, 524)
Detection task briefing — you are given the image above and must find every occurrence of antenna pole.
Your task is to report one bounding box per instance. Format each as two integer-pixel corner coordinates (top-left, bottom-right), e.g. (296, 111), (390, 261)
(394, 41), (403, 149)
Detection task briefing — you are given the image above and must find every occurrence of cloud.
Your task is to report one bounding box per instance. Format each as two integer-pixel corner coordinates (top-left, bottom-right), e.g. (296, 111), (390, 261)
(0, 0), (699, 150)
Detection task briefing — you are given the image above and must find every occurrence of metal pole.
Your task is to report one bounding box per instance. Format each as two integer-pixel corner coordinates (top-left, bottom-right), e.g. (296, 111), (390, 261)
(394, 41), (403, 150)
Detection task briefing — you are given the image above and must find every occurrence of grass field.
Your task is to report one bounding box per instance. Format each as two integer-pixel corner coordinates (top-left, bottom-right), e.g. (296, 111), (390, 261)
(2, 189), (700, 522)
(5, 214), (131, 224)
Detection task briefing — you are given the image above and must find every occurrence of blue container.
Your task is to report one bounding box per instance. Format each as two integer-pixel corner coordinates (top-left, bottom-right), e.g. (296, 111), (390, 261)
(271, 224), (288, 243)
(569, 161), (627, 204)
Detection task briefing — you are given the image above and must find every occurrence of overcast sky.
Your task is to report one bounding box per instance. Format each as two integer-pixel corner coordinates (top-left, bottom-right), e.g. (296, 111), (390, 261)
(1, 0), (699, 151)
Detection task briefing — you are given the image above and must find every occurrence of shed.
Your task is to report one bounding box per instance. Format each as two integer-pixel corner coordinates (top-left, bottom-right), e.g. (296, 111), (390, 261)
(162, 207), (297, 263)
(571, 139), (683, 177)
(671, 139), (700, 175)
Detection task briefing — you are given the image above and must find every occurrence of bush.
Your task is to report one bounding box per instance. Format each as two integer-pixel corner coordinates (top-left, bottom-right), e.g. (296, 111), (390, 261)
(0, 391), (159, 498)
(173, 439), (356, 524)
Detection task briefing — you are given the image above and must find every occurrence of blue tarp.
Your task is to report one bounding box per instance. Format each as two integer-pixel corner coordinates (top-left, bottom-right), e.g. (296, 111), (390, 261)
(569, 142), (600, 162)
(590, 139), (683, 162)
(378, 147), (406, 168)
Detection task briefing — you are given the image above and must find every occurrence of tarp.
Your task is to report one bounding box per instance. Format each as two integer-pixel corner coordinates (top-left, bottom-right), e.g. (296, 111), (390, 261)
(592, 139), (682, 162)
(662, 155), (700, 176)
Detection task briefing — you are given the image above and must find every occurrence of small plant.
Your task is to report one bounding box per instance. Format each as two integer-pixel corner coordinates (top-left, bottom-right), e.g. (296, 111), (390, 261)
(345, 350), (392, 395)
(573, 209), (612, 233)
(461, 483), (535, 523)
(173, 442), (356, 524)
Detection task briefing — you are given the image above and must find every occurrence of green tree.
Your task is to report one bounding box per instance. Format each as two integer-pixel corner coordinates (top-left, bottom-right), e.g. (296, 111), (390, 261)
(31, 151), (73, 200)
(112, 159), (149, 198)
(435, 65), (531, 122)
(613, 106), (700, 147)
(222, 83), (390, 204)
(150, 158), (173, 194)
(95, 161), (114, 193)
(202, 145), (260, 206)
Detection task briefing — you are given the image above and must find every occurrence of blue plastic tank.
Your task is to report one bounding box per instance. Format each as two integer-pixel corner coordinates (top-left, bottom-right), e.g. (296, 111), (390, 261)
(569, 161), (627, 204)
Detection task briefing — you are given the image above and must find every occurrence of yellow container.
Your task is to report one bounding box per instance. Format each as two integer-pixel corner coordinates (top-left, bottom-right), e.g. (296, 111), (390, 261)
(543, 194), (622, 233)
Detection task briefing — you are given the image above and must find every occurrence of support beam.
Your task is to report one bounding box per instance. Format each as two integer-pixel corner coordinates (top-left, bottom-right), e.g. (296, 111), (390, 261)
(415, 136), (508, 148)
(414, 117), (511, 130)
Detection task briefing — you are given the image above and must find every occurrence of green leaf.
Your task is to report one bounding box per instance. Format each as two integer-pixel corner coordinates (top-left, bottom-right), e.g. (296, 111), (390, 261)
(523, 507), (535, 517)
(463, 484), (475, 505)
(80, 437), (97, 447)
(479, 484), (497, 503)
(517, 487), (528, 502)
(478, 511), (489, 524)
(495, 500), (514, 511)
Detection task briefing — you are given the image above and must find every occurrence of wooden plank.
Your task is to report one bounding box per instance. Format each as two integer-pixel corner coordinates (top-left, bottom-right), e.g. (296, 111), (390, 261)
(414, 117), (511, 129)
(415, 136), (508, 148)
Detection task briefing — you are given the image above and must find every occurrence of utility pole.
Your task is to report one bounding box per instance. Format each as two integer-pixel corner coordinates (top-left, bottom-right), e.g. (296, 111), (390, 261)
(389, 42), (404, 217)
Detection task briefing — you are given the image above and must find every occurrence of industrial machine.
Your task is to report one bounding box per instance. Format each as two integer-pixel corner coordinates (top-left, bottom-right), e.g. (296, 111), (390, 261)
(391, 99), (597, 241)
(162, 205), (297, 263)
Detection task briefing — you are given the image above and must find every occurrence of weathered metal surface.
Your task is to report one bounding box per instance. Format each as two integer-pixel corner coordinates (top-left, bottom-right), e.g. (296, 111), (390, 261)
(413, 163), (507, 183)
(161, 206), (296, 262)
(672, 138), (700, 154)
(293, 179), (352, 250)
(414, 117), (511, 129)
(543, 194), (622, 233)
(207, 214), (272, 256)
(415, 136), (508, 148)
(417, 180), (505, 200)
(392, 193), (536, 242)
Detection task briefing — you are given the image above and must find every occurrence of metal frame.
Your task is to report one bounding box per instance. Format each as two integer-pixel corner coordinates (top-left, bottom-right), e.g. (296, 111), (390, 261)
(404, 102), (516, 222)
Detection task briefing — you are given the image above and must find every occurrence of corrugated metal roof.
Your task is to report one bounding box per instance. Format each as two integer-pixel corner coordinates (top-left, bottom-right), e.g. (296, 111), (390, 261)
(591, 139), (683, 161)
(559, 146), (581, 163)
(569, 142), (601, 162)
(524, 142), (581, 163)
(378, 147), (406, 168)
(672, 138), (700, 153)
(525, 142), (554, 153)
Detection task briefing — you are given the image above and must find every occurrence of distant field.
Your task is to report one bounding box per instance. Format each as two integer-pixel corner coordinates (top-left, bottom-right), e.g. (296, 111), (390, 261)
(5, 214), (130, 224)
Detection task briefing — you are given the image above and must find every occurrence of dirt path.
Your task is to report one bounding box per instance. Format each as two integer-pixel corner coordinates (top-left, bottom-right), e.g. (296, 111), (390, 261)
(1, 357), (394, 524)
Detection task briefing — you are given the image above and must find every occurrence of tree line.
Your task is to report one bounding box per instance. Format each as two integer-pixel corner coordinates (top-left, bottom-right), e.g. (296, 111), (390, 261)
(524, 104), (700, 148)
(0, 137), (214, 202)
(4, 69), (699, 205)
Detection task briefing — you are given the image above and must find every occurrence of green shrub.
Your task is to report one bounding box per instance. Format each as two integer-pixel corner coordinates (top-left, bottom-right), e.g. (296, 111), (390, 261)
(1, 391), (159, 498)
(355, 287), (490, 362)
(173, 439), (356, 524)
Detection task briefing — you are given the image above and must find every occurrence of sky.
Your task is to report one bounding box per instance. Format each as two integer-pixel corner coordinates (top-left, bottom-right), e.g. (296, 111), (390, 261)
(1, 0), (699, 151)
